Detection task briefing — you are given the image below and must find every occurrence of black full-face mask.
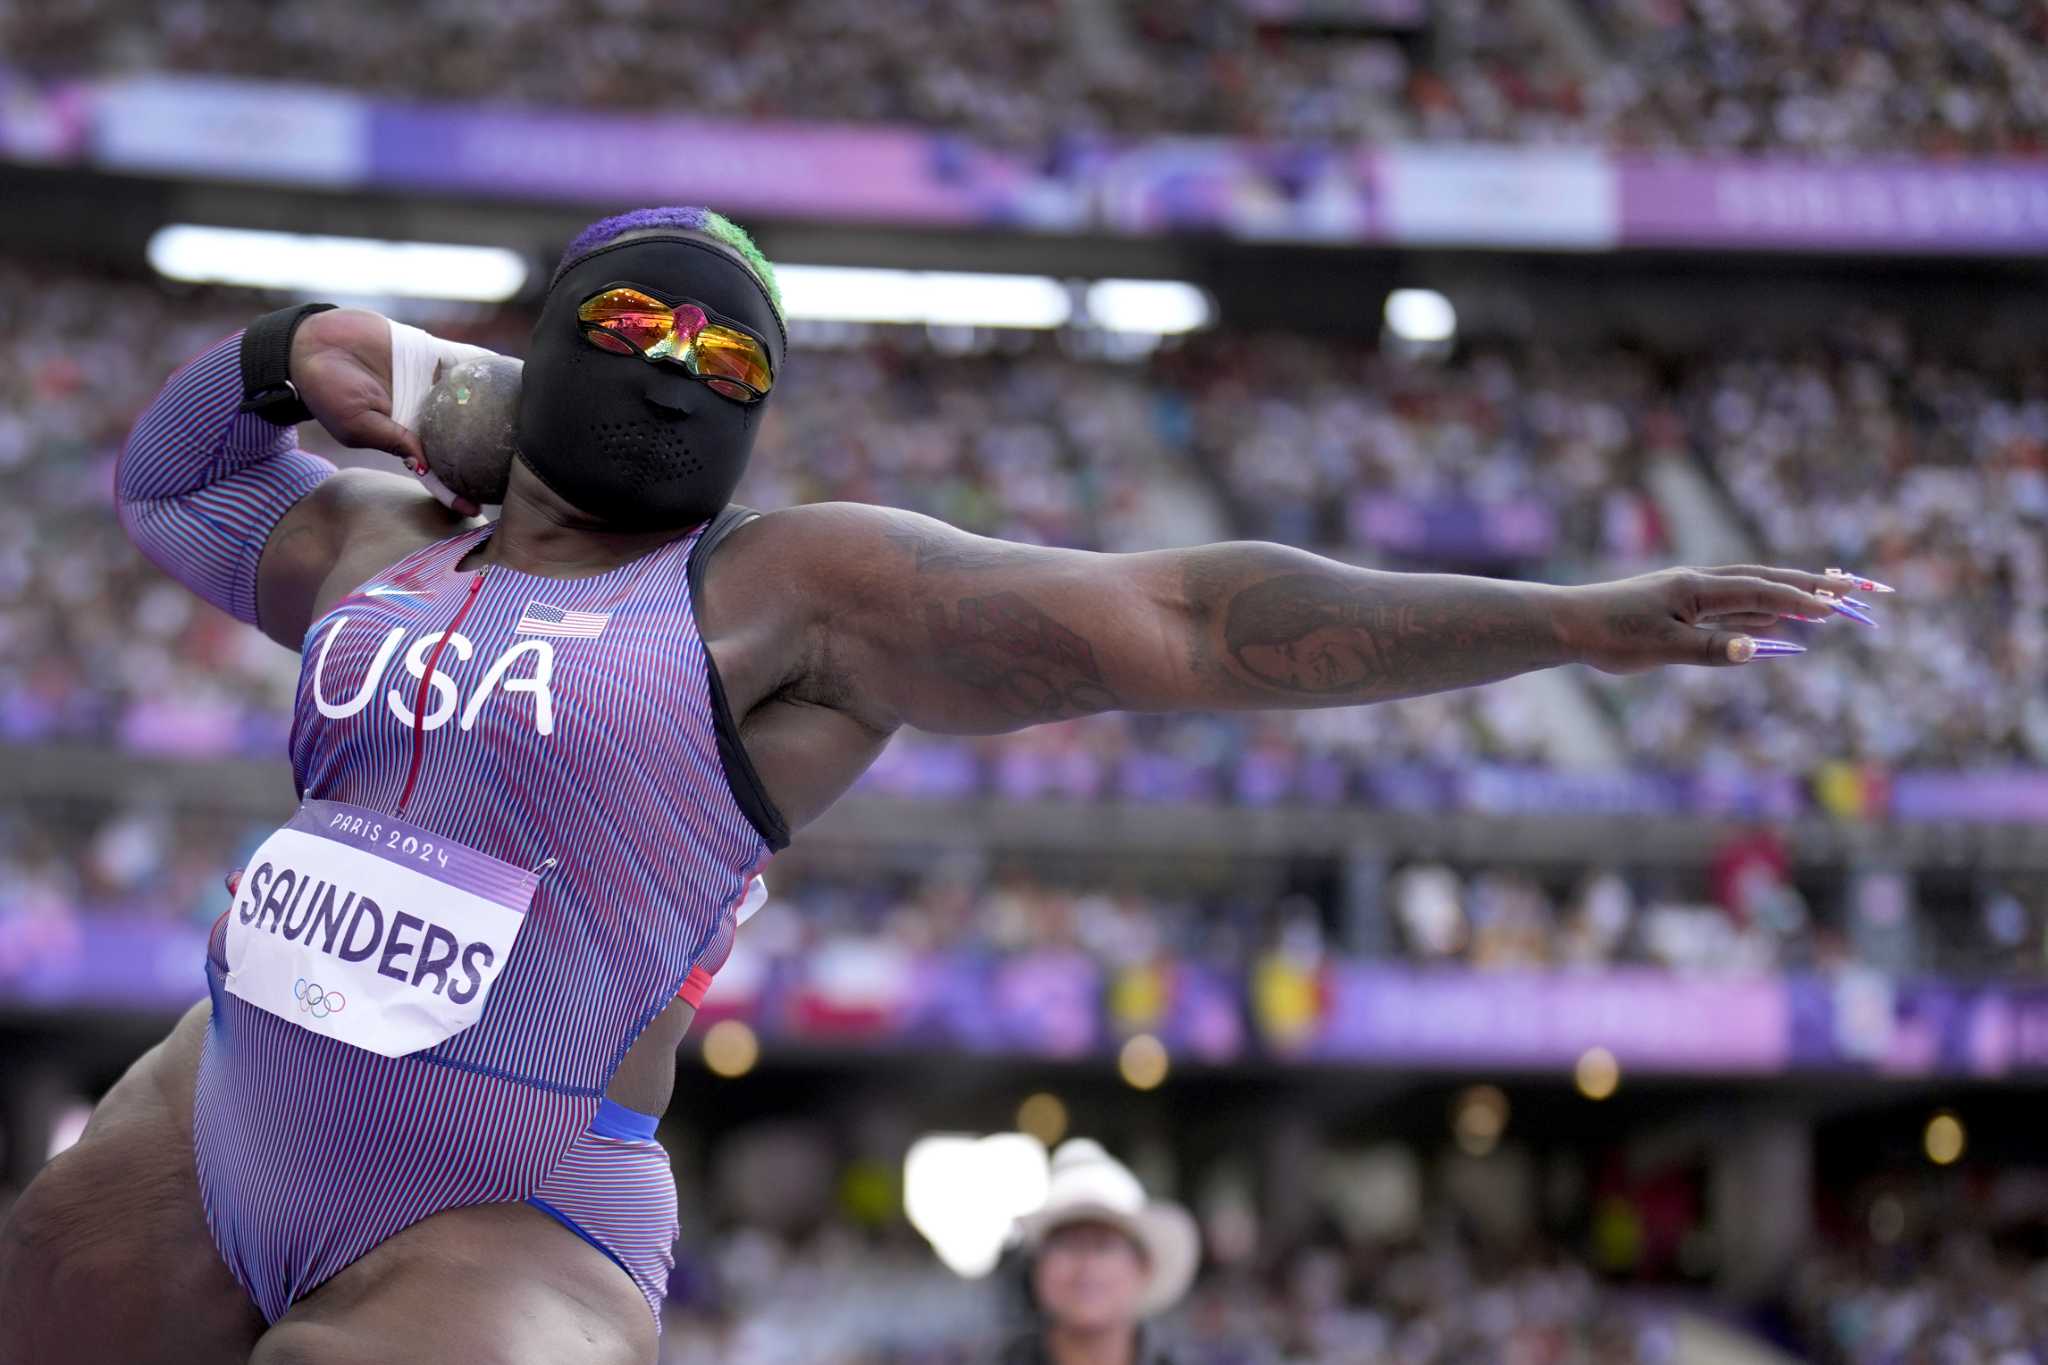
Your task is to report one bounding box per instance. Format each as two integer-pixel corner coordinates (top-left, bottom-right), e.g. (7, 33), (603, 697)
(518, 232), (786, 531)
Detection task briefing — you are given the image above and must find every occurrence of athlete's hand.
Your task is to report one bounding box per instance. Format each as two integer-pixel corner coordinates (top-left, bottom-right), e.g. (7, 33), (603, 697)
(289, 309), (487, 516)
(1557, 565), (1887, 673)
(288, 307), (439, 483)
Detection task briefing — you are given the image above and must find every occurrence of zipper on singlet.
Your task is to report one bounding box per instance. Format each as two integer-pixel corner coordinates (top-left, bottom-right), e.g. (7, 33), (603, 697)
(394, 567), (488, 818)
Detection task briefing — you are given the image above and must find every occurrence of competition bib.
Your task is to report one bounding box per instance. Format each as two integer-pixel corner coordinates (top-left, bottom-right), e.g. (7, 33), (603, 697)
(223, 800), (539, 1058)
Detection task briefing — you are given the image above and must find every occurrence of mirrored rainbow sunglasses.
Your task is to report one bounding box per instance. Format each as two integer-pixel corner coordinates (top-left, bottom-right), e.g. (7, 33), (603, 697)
(576, 286), (775, 403)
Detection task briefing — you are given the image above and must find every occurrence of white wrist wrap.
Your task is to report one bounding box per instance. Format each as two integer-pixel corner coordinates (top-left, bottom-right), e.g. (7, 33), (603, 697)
(387, 320), (501, 509)
(387, 320), (498, 431)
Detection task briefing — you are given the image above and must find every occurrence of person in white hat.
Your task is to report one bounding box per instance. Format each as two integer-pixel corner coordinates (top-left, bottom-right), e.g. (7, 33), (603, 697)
(998, 1139), (1201, 1365)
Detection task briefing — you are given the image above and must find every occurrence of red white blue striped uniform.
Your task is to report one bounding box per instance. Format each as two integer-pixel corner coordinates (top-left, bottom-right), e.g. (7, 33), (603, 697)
(120, 332), (786, 1325)
(117, 334), (338, 625)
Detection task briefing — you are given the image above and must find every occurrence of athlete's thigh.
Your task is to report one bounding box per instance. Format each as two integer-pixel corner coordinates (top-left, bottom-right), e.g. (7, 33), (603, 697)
(0, 1000), (266, 1365)
(250, 1201), (656, 1365)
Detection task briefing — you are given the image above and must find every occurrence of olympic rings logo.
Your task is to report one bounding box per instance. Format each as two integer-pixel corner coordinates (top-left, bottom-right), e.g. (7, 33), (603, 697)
(294, 978), (347, 1019)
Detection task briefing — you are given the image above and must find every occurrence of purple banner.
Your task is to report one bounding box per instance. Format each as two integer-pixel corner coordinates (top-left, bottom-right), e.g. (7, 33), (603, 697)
(368, 103), (1043, 227)
(1090, 137), (1380, 240)
(1458, 765), (1803, 820)
(0, 914), (209, 1012)
(1303, 966), (1791, 1073)
(0, 71), (89, 162)
(1888, 770), (2048, 823)
(1461, 765), (1686, 818)
(13, 69), (2048, 256)
(979, 951), (1105, 1057)
(1619, 156), (2048, 253)
(1786, 973), (2048, 1077)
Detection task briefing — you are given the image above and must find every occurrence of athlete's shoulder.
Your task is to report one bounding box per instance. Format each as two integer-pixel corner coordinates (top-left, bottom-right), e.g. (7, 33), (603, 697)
(702, 503), (1065, 625)
(691, 503), (856, 638)
(689, 503), (917, 720)
(257, 467), (479, 651)
(725, 499), (899, 537)
(709, 501), (949, 575)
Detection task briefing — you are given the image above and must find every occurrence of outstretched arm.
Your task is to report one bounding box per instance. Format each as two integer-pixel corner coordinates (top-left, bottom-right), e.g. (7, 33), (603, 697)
(743, 502), (1849, 737)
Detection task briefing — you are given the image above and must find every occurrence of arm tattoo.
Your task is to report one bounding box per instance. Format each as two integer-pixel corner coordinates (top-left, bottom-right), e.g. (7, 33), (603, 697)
(1222, 575), (1418, 695)
(925, 591), (1121, 721)
(1215, 571), (1557, 701)
(1179, 549), (1229, 682)
(885, 523), (1030, 573)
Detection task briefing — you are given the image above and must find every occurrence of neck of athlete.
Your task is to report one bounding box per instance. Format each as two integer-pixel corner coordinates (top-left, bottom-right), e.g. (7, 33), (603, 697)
(464, 456), (685, 579)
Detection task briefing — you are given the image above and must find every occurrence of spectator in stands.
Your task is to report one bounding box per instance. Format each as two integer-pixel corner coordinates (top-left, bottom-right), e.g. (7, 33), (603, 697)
(998, 1139), (1201, 1365)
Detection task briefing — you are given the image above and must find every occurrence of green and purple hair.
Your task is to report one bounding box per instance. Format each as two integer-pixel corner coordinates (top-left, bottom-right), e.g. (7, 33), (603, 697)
(551, 206), (784, 330)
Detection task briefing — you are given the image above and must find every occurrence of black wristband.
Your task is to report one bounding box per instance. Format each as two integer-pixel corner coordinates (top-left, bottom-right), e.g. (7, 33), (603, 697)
(236, 302), (339, 426)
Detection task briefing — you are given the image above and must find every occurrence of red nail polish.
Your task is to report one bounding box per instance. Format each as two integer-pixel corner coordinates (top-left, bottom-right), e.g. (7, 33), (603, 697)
(1826, 568), (1896, 594)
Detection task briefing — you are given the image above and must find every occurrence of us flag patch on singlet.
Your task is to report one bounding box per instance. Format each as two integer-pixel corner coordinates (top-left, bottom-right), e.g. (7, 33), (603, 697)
(517, 601), (611, 639)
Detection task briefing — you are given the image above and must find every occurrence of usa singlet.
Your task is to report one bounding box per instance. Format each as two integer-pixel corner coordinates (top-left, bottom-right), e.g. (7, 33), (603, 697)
(192, 507), (789, 1321)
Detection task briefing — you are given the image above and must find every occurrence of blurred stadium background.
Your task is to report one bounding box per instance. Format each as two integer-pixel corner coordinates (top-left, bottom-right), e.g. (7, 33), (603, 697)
(4, 1), (2048, 1360)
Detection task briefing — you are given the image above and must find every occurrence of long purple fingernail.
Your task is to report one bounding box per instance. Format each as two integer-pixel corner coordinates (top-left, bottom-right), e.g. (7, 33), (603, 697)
(1827, 568), (1896, 594)
(1830, 597), (1880, 629)
(1785, 613), (1831, 624)
(1748, 639), (1808, 657)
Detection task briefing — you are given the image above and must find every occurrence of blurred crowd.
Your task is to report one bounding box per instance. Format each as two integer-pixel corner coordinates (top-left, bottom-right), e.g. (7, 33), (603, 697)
(8, 785), (2043, 981)
(647, 1134), (2048, 1365)
(1793, 1167), (2048, 1365)
(1797, 1238), (2048, 1365)
(664, 1193), (2048, 1365)
(660, 1229), (1669, 1364)
(2, 0), (2044, 155)
(0, 267), (303, 755)
(706, 841), (2048, 981)
(1597, 313), (2048, 780)
(0, 801), (265, 934)
(1583, 0), (2048, 156)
